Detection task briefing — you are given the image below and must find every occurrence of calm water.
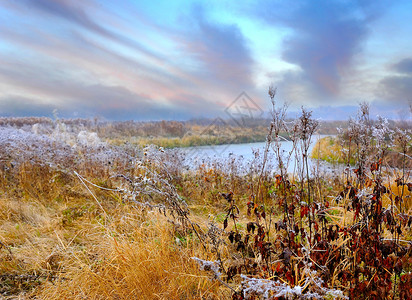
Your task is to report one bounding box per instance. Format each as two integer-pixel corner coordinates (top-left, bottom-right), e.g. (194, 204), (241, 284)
(184, 135), (334, 174)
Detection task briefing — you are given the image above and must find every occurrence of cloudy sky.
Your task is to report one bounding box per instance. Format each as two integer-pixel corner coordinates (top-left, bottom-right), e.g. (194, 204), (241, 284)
(1, 0), (411, 120)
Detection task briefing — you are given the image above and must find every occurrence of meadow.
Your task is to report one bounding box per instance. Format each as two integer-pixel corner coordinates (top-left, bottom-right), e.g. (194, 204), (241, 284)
(1, 97), (412, 299)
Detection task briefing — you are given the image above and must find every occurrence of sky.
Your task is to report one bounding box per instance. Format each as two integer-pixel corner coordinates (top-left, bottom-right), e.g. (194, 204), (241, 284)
(1, 0), (412, 121)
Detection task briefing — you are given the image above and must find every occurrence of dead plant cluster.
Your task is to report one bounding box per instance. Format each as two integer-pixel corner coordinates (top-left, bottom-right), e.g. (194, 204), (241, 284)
(191, 93), (412, 299)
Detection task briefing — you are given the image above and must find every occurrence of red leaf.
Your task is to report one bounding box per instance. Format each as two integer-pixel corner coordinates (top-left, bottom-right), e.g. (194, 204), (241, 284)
(300, 206), (309, 218)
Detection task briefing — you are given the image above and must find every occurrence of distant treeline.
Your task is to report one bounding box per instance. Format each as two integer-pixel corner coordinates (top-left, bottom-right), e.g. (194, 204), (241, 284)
(0, 116), (392, 148)
(0, 116), (348, 134)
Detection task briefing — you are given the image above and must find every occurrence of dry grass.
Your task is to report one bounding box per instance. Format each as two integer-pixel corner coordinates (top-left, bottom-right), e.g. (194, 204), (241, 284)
(0, 175), (228, 299)
(36, 213), (227, 299)
(0, 141), (230, 299)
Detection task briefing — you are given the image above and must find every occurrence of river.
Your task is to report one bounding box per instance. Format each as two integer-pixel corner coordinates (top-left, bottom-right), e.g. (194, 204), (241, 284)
(183, 135), (337, 175)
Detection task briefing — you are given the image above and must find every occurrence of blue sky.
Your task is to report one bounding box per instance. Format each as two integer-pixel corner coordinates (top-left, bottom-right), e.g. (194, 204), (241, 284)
(1, 0), (411, 120)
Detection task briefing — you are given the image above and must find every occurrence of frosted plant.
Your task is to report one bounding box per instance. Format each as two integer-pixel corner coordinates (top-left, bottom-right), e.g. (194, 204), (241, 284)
(267, 86), (290, 177)
(77, 131), (102, 147)
(114, 146), (208, 247)
(240, 264), (348, 299)
(191, 257), (237, 293)
(51, 121), (75, 145)
(191, 257), (222, 279)
(0, 126), (73, 168)
(372, 116), (391, 154)
(295, 107), (319, 186)
(394, 127), (411, 156)
(0, 125), (132, 176)
(207, 221), (225, 248)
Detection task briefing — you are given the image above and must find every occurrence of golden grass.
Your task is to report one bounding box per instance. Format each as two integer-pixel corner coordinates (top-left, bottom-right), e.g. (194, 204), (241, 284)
(0, 162), (229, 299)
(311, 136), (347, 164)
(382, 183), (412, 213)
(35, 213), (227, 299)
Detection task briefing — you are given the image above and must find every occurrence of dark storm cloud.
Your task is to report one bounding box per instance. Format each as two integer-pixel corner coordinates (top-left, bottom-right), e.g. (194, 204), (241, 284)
(392, 58), (412, 75)
(180, 6), (255, 92)
(379, 77), (412, 104)
(377, 57), (412, 104)
(260, 0), (383, 103)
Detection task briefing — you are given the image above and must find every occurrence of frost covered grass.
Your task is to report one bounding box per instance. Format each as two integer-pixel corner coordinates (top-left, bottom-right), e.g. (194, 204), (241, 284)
(1, 97), (412, 299)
